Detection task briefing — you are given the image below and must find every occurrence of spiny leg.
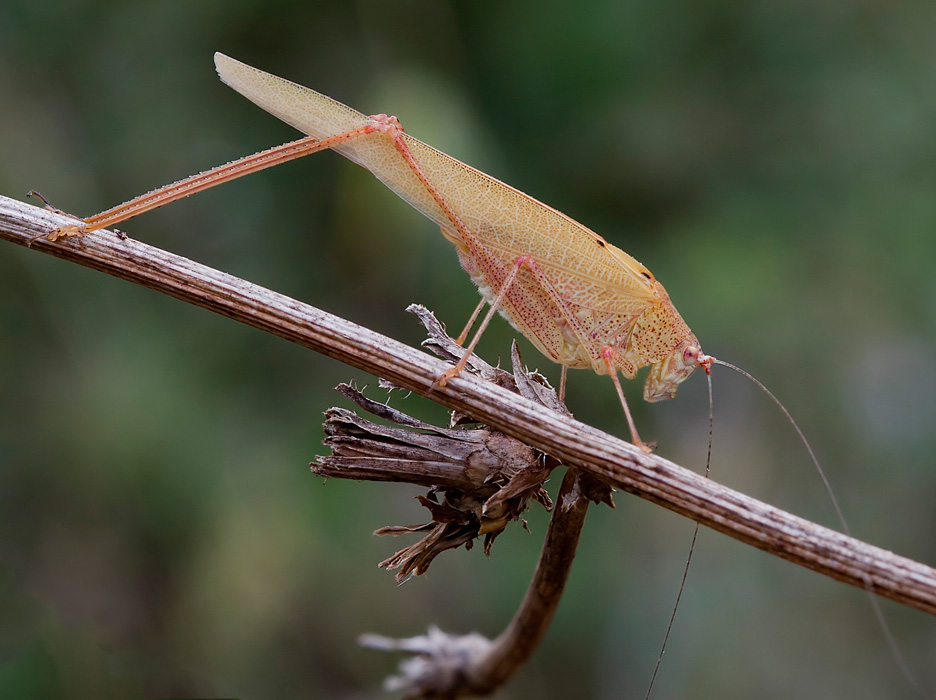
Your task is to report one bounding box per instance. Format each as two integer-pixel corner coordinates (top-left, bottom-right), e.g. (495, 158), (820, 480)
(368, 115), (530, 386)
(327, 115), (608, 419)
(504, 253), (651, 450)
(40, 124), (385, 242)
(512, 259), (652, 450)
(25, 191), (85, 246)
(330, 115), (601, 397)
(434, 250), (595, 390)
(392, 116), (649, 448)
(368, 115), (481, 254)
(600, 347), (652, 453)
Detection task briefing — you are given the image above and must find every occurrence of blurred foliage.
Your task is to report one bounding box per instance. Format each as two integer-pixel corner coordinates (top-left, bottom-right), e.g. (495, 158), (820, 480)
(2, 0), (935, 698)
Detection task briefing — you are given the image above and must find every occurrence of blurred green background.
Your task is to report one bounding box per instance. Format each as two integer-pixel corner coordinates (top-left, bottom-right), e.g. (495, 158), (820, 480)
(2, 1), (935, 698)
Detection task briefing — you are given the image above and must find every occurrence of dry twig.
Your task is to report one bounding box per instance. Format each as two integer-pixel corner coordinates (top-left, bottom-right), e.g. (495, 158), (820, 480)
(2, 193), (936, 616)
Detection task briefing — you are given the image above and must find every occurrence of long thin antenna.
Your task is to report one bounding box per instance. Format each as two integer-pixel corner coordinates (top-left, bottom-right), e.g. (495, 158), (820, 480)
(709, 358), (849, 531)
(708, 356), (930, 699)
(644, 369), (715, 699)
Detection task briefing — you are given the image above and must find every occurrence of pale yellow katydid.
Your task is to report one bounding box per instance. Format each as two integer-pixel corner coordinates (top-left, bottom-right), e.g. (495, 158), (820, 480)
(44, 53), (709, 450)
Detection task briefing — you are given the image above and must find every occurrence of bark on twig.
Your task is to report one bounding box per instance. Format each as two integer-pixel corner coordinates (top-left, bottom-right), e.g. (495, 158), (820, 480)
(3, 193), (936, 615)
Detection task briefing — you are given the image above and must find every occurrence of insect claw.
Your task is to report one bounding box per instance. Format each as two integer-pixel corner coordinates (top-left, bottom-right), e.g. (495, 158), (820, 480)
(24, 192), (90, 246)
(638, 441), (656, 455)
(47, 224), (87, 243)
(429, 367), (458, 392)
(438, 373), (451, 386)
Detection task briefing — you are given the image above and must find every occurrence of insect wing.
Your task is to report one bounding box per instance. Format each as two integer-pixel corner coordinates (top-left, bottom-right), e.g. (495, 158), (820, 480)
(215, 53), (658, 370)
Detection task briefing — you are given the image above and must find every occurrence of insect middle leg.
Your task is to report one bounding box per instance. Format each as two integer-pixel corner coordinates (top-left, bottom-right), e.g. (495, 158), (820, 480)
(456, 296), (488, 346)
(432, 254), (534, 388)
(363, 118), (654, 449)
(435, 249), (651, 451)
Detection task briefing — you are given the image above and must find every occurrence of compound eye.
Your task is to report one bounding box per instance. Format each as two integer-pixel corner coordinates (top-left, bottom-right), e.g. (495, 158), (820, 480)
(683, 345), (700, 365)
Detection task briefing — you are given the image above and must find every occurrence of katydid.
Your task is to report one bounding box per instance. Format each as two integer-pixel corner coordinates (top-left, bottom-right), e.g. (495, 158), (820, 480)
(46, 52), (710, 451)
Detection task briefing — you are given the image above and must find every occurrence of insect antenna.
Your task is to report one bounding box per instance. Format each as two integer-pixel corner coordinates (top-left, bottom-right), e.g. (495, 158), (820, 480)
(644, 367), (714, 700)
(707, 356), (931, 699)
